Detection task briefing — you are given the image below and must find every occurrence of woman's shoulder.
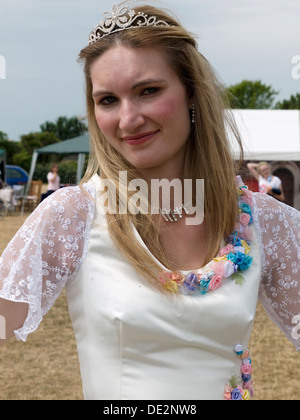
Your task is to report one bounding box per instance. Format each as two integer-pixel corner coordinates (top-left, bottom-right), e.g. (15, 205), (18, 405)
(28, 176), (98, 231)
(251, 191), (300, 231)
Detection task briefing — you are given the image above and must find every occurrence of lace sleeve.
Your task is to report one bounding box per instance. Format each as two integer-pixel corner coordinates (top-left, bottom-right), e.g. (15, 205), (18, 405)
(0, 182), (96, 342)
(252, 193), (300, 350)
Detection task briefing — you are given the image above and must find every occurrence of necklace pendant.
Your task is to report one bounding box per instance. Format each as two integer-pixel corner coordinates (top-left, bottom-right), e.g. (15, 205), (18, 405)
(160, 203), (190, 222)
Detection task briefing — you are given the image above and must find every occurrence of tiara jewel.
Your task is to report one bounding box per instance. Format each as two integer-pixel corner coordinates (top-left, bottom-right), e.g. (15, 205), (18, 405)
(89, 4), (171, 44)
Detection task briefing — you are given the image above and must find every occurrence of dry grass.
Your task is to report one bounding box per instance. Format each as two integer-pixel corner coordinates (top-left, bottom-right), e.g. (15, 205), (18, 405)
(0, 212), (299, 400)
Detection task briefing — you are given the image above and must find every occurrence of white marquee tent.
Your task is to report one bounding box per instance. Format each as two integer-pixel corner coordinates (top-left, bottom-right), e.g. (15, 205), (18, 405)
(231, 109), (300, 161)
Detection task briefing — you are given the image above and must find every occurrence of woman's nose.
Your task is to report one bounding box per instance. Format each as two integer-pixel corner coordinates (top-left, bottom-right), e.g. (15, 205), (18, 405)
(118, 100), (145, 132)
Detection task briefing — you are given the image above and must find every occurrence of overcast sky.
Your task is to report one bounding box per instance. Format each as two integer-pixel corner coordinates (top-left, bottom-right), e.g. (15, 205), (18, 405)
(1, 0), (300, 140)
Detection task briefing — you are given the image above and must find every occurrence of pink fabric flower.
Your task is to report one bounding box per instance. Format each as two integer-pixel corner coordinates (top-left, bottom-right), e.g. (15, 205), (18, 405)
(240, 213), (251, 226)
(210, 260), (226, 277)
(224, 392), (232, 400)
(219, 244), (234, 257)
(159, 272), (172, 284)
(224, 384), (233, 393)
(208, 274), (222, 291)
(241, 364), (252, 375)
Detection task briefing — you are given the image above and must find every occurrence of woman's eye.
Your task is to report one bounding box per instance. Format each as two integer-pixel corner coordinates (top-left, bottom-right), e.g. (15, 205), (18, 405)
(142, 87), (159, 96)
(100, 96), (117, 106)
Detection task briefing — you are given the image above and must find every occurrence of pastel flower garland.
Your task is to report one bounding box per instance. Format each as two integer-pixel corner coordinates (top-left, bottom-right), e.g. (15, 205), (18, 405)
(224, 344), (254, 400)
(159, 178), (254, 295)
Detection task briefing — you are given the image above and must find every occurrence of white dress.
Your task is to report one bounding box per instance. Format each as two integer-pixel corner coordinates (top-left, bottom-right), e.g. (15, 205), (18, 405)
(0, 174), (299, 400)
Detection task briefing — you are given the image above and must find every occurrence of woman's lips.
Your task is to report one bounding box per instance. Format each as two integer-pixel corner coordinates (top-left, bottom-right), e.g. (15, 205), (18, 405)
(122, 130), (159, 145)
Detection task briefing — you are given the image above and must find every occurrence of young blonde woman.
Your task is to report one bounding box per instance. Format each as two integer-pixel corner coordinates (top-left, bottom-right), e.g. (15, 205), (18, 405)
(0, 2), (299, 401)
(247, 161), (285, 202)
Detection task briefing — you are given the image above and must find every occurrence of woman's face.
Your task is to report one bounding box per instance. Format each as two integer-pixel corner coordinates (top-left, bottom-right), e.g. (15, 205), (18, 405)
(90, 45), (193, 177)
(260, 164), (271, 178)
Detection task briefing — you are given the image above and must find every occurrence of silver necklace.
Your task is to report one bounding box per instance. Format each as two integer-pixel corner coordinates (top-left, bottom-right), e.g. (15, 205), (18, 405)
(160, 203), (190, 222)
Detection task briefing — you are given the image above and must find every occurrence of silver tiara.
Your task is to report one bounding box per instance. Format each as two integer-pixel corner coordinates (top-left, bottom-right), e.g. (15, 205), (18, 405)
(89, 4), (171, 45)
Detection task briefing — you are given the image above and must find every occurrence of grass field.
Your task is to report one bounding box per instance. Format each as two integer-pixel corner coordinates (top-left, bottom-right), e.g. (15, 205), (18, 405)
(0, 212), (299, 400)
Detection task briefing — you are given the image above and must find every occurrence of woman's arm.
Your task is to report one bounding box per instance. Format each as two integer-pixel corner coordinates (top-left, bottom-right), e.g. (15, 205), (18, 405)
(0, 183), (95, 343)
(0, 299), (28, 345)
(247, 162), (260, 181)
(253, 193), (300, 349)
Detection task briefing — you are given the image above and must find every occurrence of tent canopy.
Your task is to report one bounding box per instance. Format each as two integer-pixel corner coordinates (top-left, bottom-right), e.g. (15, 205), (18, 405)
(231, 110), (300, 161)
(24, 133), (90, 209)
(35, 133), (90, 155)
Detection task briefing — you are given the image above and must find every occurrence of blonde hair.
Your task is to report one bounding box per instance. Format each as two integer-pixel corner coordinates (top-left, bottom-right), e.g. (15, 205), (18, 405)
(78, 3), (243, 292)
(257, 161), (270, 175)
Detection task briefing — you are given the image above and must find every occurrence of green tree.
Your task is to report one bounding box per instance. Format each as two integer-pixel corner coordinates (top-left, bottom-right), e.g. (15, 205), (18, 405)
(11, 149), (32, 171)
(0, 131), (9, 142)
(227, 80), (279, 109)
(275, 92), (300, 109)
(40, 116), (87, 140)
(0, 138), (23, 164)
(20, 132), (60, 155)
(19, 131), (61, 170)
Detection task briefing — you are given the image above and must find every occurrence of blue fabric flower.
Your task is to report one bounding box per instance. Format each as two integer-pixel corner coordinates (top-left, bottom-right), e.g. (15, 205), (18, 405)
(199, 278), (210, 294)
(232, 388), (242, 400)
(242, 373), (252, 383)
(239, 254), (253, 270)
(227, 252), (253, 271)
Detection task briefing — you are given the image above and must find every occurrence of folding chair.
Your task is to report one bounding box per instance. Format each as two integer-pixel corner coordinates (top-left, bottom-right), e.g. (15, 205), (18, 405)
(24, 180), (43, 211)
(0, 188), (14, 216)
(13, 185), (25, 212)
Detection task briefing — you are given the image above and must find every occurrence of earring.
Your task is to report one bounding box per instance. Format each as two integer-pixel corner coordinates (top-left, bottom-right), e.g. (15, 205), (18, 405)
(191, 104), (195, 124)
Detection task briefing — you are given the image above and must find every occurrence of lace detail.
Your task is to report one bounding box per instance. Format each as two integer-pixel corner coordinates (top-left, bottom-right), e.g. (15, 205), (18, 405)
(0, 182), (96, 341)
(252, 193), (300, 350)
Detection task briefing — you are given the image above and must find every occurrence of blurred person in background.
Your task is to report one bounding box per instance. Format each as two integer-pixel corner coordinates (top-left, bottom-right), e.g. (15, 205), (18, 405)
(41, 164), (60, 201)
(247, 161), (285, 202)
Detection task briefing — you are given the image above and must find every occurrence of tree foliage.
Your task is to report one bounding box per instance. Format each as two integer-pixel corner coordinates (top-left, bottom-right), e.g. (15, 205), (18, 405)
(0, 131), (9, 142)
(227, 80), (279, 109)
(0, 116), (87, 173)
(20, 131), (60, 156)
(0, 138), (23, 164)
(275, 92), (300, 109)
(40, 116), (87, 140)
